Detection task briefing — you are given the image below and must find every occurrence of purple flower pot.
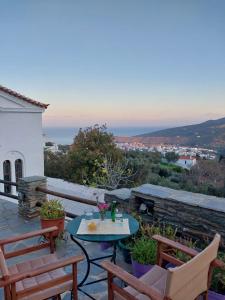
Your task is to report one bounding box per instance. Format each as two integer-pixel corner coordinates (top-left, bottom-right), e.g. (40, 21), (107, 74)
(208, 291), (225, 300)
(100, 242), (112, 251)
(131, 259), (153, 278)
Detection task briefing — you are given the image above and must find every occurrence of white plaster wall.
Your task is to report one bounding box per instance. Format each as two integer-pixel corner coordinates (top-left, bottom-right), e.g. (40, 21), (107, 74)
(176, 159), (196, 169)
(0, 112), (44, 192)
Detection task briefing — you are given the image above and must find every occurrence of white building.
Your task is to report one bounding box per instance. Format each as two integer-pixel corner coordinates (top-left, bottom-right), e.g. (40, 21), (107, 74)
(44, 142), (59, 153)
(176, 155), (197, 169)
(0, 85), (48, 194)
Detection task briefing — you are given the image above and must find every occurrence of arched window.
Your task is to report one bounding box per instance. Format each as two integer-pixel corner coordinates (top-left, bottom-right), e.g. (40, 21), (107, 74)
(3, 160), (11, 193)
(15, 159), (23, 182)
(15, 159), (23, 190)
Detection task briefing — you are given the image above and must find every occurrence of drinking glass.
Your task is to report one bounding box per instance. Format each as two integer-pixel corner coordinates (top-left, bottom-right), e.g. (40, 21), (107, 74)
(84, 210), (93, 221)
(115, 209), (123, 223)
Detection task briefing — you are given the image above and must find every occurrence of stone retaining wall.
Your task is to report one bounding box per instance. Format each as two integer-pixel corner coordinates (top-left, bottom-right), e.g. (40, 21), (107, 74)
(105, 184), (225, 242)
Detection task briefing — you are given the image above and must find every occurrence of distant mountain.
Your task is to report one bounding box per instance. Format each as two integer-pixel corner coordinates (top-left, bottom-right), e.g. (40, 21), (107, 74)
(135, 117), (225, 149)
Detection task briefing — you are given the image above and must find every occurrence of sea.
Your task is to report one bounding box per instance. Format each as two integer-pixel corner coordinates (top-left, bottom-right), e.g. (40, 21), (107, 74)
(43, 126), (164, 145)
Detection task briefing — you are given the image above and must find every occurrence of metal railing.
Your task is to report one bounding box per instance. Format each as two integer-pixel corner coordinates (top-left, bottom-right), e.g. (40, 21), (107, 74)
(0, 179), (19, 200)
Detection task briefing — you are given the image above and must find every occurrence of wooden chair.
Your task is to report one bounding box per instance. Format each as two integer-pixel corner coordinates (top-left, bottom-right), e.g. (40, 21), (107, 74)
(102, 233), (222, 300)
(0, 226), (84, 300)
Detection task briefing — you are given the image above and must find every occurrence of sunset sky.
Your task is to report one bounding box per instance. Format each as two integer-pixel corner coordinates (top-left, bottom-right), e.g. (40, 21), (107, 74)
(1, 0), (225, 127)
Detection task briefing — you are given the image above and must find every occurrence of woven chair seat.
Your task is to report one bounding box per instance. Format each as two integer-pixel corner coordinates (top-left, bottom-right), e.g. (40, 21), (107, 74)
(116, 265), (167, 300)
(8, 253), (72, 300)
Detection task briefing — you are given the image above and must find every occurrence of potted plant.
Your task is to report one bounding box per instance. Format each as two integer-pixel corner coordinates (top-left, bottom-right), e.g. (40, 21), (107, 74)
(118, 236), (135, 264)
(97, 203), (109, 221)
(40, 200), (65, 238)
(131, 237), (157, 278)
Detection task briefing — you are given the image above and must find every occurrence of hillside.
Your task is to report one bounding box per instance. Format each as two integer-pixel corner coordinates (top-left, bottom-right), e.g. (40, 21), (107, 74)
(135, 117), (225, 149)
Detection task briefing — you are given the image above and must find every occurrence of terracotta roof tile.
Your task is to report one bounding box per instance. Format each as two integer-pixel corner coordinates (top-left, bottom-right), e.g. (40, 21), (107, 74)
(179, 155), (196, 160)
(0, 85), (49, 109)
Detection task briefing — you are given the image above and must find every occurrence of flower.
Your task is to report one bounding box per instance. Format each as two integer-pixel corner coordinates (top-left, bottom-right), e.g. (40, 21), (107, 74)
(98, 203), (109, 212)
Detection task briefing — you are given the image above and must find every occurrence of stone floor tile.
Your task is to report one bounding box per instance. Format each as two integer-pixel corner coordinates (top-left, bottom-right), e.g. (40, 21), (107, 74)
(0, 198), (133, 300)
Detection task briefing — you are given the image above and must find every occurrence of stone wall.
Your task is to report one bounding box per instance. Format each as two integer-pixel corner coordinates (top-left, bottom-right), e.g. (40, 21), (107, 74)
(18, 176), (47, 218)
(105, 184), (225, 243)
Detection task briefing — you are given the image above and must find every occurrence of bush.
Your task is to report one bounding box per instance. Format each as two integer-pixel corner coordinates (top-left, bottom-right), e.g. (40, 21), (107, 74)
(40, 200), (65, 219)
(174, 238), (197, 263)
(159, 167), (171, 178)
(131, 237), (157, 265)
(139, 223), (177, 241)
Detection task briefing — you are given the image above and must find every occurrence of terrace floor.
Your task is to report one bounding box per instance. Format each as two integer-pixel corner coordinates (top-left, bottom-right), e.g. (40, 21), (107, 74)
(0, 198), (131, 300)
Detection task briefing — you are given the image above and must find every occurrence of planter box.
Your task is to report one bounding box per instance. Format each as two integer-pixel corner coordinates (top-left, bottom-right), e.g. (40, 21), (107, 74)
(131, 259), (153, 278)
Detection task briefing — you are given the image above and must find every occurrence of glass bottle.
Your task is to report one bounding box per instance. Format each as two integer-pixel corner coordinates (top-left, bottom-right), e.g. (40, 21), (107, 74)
(111, 200), (117, 222)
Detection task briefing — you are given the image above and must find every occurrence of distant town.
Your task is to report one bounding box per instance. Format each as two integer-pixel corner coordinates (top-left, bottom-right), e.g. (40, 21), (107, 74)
(44, 133), (217, 171)
(115, 141), (216, 159)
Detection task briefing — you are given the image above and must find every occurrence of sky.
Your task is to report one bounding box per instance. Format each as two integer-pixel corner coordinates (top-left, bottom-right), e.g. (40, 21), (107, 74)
(0, 0), (225, 128)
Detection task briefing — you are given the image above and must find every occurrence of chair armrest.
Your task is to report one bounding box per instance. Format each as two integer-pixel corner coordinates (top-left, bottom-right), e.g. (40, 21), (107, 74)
(0, 227), (58, 246)
(152, 234), (224, 269)
(101, 261), (163, 300)
(152, 234), (198, 257)
(8, 255), (84, 284)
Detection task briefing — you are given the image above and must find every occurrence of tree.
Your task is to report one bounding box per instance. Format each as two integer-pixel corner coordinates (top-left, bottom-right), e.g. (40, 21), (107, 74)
(67, 125), (123, 185)
(182, 159), (225, 196)
(44, 151), (68, 179)
(217, 147), (225, 162)
(125, 150), (162, 186)
(90, 156), (134, 190)
(165, 152), (179, 162)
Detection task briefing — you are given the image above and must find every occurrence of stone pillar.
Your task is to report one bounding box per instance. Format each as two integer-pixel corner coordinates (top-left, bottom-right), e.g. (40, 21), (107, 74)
(18, 176), (47, 219)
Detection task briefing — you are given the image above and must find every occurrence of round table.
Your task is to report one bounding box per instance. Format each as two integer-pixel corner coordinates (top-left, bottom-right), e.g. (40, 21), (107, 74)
(67, 212), (139, 299)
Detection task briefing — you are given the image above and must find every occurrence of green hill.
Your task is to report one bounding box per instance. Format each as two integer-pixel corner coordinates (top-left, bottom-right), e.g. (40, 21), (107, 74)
(138, 117), (225, 149)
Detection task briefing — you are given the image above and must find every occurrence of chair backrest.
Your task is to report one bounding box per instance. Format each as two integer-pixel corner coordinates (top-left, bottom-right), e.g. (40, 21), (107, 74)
(0, 248), (9, 279)
(165, 233), (220, 300)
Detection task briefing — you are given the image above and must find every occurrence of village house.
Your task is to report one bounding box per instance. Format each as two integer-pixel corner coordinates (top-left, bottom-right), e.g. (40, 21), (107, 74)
(0, 85), (48, 194)
(176, 155), (197, 169)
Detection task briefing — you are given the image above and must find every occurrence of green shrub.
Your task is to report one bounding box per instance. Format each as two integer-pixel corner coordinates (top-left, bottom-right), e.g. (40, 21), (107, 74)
(131, 237), (157, 265)
(161, 224), (177, 240)
(40, 200), (65, 219)
(211, 252), (225, 294)
(139, 223), (177, 240)
(174, 238), (197, 263)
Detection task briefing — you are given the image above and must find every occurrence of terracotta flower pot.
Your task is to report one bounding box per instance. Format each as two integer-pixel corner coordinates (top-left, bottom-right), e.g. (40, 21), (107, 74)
(40, 216), (65, 238)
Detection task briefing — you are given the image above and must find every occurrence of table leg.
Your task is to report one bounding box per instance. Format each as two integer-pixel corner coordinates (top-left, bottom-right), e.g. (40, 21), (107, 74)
(70, 234), (91, 287)
(70, 236), (118, 299)
(111, 242), (117, 264)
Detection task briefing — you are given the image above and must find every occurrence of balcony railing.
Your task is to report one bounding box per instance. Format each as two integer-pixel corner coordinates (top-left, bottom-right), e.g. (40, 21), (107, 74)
(0, 179), (19, 200)
(0, 179), (97, 219)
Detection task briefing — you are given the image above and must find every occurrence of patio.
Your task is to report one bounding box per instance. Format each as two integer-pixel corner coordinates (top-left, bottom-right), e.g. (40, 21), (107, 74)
(0, 198), (131, 300)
